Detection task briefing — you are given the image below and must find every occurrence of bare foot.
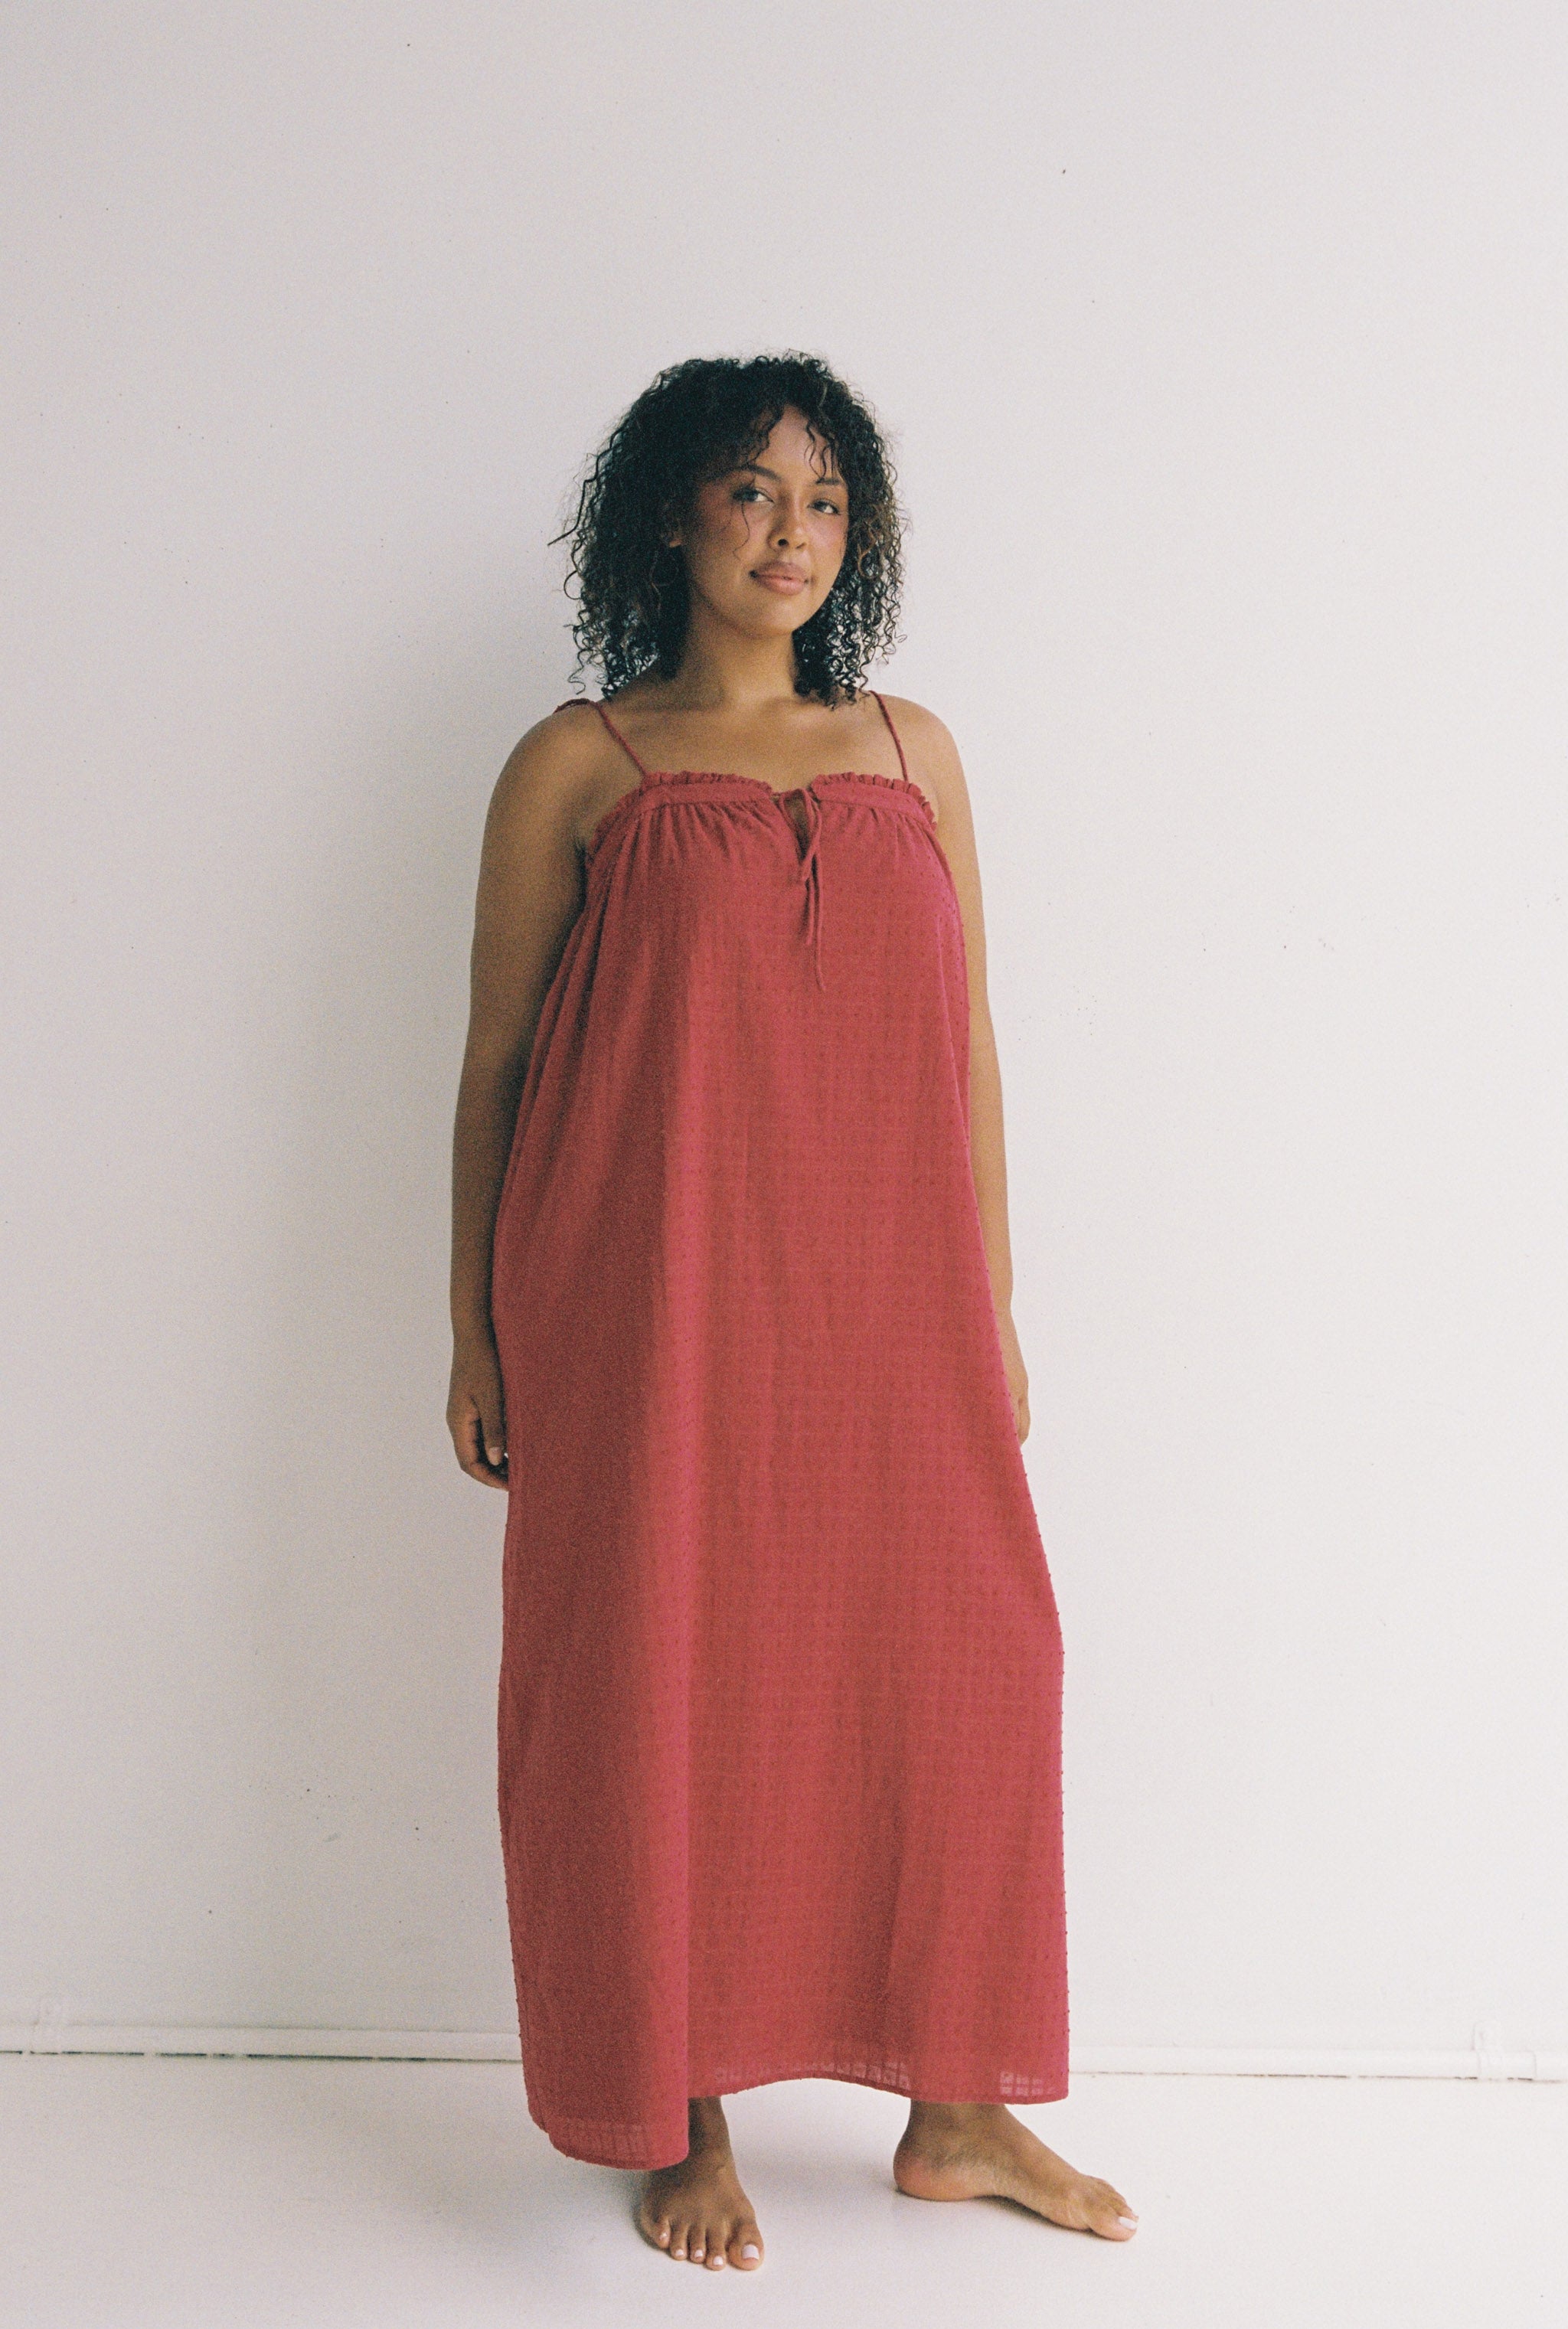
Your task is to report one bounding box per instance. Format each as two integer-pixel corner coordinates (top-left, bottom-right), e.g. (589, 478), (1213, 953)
(893, 2102), (1138, 2240)
(635, 2097), (766, 2269)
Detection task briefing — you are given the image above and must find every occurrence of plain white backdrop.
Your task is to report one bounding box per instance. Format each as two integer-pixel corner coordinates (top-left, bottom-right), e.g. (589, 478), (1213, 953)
(2, 1), (1564, 2074)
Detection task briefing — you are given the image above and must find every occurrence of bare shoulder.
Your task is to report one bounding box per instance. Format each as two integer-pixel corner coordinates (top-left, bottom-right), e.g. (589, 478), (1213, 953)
(484, 698), (613, 860)
(870, 692), (972, 828)
(490, 700), (601, 818)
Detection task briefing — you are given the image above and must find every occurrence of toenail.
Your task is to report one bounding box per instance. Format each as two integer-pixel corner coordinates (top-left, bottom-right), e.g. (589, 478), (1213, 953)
(743, 2242), (760, 2258)
(1118, 2215), (1138, 2228)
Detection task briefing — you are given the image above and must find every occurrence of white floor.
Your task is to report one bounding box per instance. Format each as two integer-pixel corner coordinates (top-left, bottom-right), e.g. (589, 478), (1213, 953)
(1, 2057), (1561, 2328)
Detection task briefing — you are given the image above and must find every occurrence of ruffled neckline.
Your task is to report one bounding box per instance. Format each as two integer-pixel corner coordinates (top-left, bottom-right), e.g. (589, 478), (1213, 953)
(584, 766), (936, 864)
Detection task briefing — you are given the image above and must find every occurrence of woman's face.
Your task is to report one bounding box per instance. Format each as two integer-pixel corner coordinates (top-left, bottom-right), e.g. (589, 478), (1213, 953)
(669, 405), (850, 642)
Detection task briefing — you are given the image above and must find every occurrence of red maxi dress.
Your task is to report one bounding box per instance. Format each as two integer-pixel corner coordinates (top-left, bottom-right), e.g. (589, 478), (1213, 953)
(490, 690), (1067, 2170)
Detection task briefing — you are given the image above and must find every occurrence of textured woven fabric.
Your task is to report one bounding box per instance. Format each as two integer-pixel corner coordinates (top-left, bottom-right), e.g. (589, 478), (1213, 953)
(490, 691), (1067, 2170)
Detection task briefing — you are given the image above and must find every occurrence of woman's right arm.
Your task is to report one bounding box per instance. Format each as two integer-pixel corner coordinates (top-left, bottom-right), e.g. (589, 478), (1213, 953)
(447, 711), (593, 1488)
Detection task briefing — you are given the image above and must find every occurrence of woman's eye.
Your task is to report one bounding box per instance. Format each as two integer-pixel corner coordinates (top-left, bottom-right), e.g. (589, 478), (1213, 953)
(733, 483), (841, 514)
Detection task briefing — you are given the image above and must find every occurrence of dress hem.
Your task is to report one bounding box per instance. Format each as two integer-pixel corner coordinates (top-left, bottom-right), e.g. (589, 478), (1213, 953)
(526, 2048), (1072, 2171)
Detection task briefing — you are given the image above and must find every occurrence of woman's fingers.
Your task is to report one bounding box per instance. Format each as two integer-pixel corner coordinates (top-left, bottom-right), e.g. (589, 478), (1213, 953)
(480, 1392), (508, 1477)
(447, 1347), (509, 1488)
(474, 1354), (508, 1477)
(452, 1400), (498, 1485)
(462, 1390), (508, 1487)
(465, 1398), (508, 1487)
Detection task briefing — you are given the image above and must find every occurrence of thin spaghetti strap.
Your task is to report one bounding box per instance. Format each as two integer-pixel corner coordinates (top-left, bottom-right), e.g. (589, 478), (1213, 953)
(593, 698), (655, 782)
(868, 689), (910, 785)
(550, 695), (655, 782)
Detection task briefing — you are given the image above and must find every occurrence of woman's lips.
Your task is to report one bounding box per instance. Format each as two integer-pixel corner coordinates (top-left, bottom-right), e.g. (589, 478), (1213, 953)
(753, 570), (808, 593)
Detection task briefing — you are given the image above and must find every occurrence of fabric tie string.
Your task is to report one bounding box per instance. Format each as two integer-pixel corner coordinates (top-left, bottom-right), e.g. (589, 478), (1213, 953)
(795, 787), (826, 989)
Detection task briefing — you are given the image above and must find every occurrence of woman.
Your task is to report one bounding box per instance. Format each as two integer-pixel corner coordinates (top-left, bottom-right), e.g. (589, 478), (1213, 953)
(447, 352), (1136, 2271)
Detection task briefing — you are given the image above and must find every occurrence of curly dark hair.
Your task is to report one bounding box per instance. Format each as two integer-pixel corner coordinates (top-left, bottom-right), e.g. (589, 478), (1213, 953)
(554, 351), (905, 706)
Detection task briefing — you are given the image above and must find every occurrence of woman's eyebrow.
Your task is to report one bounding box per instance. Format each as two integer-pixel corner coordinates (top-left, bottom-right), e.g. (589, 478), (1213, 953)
(734, 462), (846, 488)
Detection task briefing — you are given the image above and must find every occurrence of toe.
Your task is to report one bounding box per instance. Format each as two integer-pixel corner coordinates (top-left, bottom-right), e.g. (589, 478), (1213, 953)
(668, 2216), (689, 2259)
(729, 2220), (764, 2268)
(1086, 2179), (1138, 2238)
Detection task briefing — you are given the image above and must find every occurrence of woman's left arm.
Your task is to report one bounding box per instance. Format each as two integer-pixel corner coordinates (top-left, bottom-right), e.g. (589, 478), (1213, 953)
(893, 700), (1032, 1445)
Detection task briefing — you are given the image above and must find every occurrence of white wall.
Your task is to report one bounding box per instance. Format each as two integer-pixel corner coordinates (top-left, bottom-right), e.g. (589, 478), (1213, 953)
(3, 2), (1564, 2064)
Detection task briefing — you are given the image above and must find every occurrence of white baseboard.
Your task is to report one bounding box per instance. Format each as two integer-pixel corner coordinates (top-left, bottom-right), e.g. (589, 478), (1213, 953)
(1073, 2045), (1567, 2081)
(0, 2023), (524, 2063)
(2, 2021), (1564, 2080)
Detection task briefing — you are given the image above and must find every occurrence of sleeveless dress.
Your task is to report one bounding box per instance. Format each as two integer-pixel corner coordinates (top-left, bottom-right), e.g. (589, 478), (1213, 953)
(490, 690), (1067, 2171)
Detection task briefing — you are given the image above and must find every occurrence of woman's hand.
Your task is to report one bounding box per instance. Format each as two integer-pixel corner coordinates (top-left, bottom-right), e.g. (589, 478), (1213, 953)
(448, 1325), (509, 1488)
(995, 1305), (1031, 1445)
